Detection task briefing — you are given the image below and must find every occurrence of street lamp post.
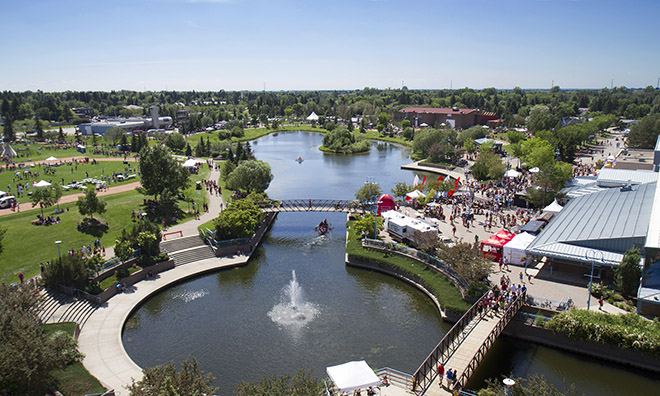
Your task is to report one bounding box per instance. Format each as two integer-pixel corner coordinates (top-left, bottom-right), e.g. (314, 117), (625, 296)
(585, 250), (604, 310)
(55, 240), (62, 259)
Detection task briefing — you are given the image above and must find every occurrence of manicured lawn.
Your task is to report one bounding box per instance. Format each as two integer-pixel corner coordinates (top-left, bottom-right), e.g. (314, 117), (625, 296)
(2, 159), (141, 205)
(42, 322), (106, 395)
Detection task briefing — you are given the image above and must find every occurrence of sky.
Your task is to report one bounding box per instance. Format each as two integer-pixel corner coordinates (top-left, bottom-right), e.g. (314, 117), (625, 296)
(1, 0), (659, 92)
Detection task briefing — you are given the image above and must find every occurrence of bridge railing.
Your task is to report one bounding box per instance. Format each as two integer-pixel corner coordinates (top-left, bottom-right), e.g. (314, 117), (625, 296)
(254, 199), (367, 213)
(363, 238), (469, 292)
(411, 285), (496, 394)
(454, 291), (526, 392)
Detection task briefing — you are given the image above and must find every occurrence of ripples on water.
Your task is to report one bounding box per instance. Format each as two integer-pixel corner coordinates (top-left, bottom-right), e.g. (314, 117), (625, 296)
(173, 289), (209, 303)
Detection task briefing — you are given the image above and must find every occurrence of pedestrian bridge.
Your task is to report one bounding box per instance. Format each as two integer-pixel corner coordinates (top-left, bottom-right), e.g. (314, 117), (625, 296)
(255, 199), (370, 214)
(411, 286), (525, 395)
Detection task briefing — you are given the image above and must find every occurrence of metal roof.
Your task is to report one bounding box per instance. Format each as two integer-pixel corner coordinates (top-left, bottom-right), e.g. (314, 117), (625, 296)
(597, 168), (658, 187)
(560, 182), (608, 199)
(527, 182), (656, 266)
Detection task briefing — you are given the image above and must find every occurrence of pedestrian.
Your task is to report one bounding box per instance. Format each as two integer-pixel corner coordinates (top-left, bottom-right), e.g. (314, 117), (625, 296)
(527, 273), (532, 283)
(519, 272), (523, 283)
(437, 363), (444, 387)
(446, 367), (453, 386)
(18, 272), (24, 283)
(40, 263), (45, 274)
(599, 296), (604, 310)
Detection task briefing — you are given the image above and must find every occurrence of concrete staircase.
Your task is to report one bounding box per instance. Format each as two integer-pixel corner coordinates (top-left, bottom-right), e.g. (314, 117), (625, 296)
(37, 288), (99, 329)
(161, 235), (216, 266)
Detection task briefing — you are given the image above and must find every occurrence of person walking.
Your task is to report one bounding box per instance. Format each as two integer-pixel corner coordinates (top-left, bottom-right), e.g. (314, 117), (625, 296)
(599, 296), (604, 310)
(437, 363), (444, 388)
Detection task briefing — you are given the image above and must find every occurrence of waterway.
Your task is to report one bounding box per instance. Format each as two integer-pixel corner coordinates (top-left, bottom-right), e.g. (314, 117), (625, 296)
(123, 131), (660, 395)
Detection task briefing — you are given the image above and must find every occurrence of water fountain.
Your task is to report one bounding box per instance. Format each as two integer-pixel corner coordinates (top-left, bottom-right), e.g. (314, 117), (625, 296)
(268, 270), (319, 332)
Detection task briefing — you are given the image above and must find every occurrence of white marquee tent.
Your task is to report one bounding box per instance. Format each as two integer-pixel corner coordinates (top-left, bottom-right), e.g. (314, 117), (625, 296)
(503, 232), (536, 265)
(504, 169), (521, 178)
(45, 156), (58, 161)
(543, 199), (563, 214)
(34, 180), (52, 188)
(182, 159), (200, 168)
(306, 112), (319, 121)
(529, 167), (540, 173)
(326, 361), (380, 393)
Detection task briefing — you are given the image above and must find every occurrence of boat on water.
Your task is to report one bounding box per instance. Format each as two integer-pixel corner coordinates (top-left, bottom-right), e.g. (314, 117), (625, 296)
(316, 219), (329, 235)
(296, 156), (303, 163)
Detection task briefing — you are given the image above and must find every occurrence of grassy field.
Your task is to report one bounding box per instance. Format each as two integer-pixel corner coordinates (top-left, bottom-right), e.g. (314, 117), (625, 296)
(2, 159), (141, 204)
(0, 166), (210, 285)
(43, 322), (107, 395)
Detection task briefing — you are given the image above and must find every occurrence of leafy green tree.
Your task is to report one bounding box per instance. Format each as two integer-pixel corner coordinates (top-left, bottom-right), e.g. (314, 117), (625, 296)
(128, 357), (217, 396)
(139, 145), (190, 203)
(506, 130), (525, 144)
(528, 105), (559, 132)
(526, 161), (572, 208)
(43, 253), (91, 289)
(471, 144), (505, 181)
(0, 284), (84, 395)
(615, 248), (642, 297)
(164, 132), (186, 152)
(355, 182), (382, 203)
(437, 241), (492, 284)
(30, 185), (55, 216)
(35, 114), (44, 140)
(402, 126), (414, 140)
(214, 198), (263, 240)
(463, 138), (476, 153)
(234, 369), (322, 396)
(412, 128), (456, 161)
(114, 239), (134, 264)
(321, 126), (369, 154)
(391, 181), (412, 199)
(231, 125), (244, 138)
(519, 137), (556, 168)
(52, 182), (63, 210)
(103, 126), (125, 146)
(3, 114), (14, 141)
(76, 187), (107, 220)
(351, 213), (383, 239)
(58, 126), (65, 142)
(225, 160), (273, 194)
(628, 113), (660, 149)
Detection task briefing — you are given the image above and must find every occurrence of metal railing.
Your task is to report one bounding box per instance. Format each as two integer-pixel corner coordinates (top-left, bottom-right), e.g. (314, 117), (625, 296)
(376, 367), (414, 389)
(363, 238), (469, 291)
(411, 285), (496, 394)
(255, 199), (368, 213)
(454, 292), (526, 391)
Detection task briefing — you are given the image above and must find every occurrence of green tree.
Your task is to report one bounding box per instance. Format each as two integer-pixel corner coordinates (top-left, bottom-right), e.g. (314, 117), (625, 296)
(528, 105), (559, 132)
(76, 187), (107, 220)
(234, 369), (322, 396)
(103, 126), (125, 146)
(139, 145), (190, 203)
(355, 182), (382, 203)
(30, 184), (55, 216)
(52, 182), (63, 211)
(58, 126), (65, 142)
(43, 253), (91, 289)
(214, 197), (263, 240)
(321, 126), (369, 154)
(391, 181), (412, 199)
(437, 241), (492, 284)
(506, 130), (525, 144)
(225, 160), (273, 194)
(164, 132), (186, 152)
(35, 114), (44, 140)
(463, 138), (476, 153)
(471, 144), (505, 181)
(114, 239), (134, 264)
(351, 213), (383, 239)
(0, 284), (83, 395)
(526, 161), (572, 208)
(615, 248), (642, 297)
(3, 114), (14, 141)
(519, 137), (556, 168)
(628, 113), (660, 149)
(128, 357), (217, 396)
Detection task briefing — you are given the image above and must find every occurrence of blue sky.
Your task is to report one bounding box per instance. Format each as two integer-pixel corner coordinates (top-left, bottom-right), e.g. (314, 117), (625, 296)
(1, 0), (659, 91)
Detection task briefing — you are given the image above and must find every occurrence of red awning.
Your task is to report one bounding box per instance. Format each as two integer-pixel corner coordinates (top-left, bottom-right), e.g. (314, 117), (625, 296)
(480, 229), (515, 248)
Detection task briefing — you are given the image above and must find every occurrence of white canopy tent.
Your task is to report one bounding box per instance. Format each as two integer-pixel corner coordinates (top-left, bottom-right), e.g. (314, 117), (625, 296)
(504, 169), (521, 178)
(306, 112), (319, 121)
(543, 199), (563, 214)
(503, 232), (536, 265)
(34, 180), (52, 188)
(182, 159), (200, 168)
(529, 167), (540, 173)
(326, 361), (380, 393)
(45, 156), (58, 161)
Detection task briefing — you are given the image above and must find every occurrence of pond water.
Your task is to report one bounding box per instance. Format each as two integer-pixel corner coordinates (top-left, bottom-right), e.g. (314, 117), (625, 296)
(123, 132), (660, 395)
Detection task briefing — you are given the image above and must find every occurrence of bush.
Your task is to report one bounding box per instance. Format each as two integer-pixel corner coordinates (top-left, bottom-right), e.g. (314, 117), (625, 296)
(116, 267), (130, 279)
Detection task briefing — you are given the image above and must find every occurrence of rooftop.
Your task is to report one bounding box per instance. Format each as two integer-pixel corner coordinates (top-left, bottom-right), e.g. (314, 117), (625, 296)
(398, 107), (477, 115)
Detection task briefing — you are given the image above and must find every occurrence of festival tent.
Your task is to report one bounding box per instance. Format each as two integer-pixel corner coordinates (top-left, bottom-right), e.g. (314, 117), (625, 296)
(182, 159), (200, 168)
(45, 156), (58, 161)
(529, 167), (540, 173)
(504, 169), (521, 178)
(306, 112), (319, 121)
(542, 200), (563, 215)
(480, 229), (515, 261)
(326, 361), (380, 393)
(405, 190), (424, 201)
(34, 180), (52, 188)
(377, 194), (395, 216)
(503, 232), (536, 265)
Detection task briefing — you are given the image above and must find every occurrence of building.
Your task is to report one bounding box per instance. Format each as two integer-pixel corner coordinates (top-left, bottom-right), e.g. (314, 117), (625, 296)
(176, 109), (190, 126)
(71, 107), (95, 118)
(393, 107), (497, 129)
(78, 107), (172, 135)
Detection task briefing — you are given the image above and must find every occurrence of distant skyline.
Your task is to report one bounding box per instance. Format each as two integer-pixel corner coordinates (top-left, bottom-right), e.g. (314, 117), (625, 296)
(1, 0), (659, 92)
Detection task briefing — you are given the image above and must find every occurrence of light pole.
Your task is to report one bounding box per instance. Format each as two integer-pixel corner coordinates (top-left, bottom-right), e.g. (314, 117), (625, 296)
(585, 250), (604, 310)
(55, 240), (62, 259)
(366, 178), (378, 239)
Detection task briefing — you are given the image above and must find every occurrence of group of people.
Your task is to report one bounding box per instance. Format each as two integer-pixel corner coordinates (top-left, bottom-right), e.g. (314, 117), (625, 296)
(32, 214), (61, 226)
(437, 363), (459, 390)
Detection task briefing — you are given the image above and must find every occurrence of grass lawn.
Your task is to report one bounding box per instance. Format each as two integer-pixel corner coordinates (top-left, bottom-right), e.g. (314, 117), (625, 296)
(42, 322), (107, 395)
(346, 221), (470, 314)
(2, 159), (141, 205)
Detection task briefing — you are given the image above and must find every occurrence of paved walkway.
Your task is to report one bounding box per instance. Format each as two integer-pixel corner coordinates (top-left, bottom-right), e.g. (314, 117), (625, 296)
(78, 160), (233, 392)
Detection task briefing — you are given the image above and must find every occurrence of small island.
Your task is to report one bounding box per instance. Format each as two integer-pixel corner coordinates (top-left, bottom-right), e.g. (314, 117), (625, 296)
(319, 127), (370, 154)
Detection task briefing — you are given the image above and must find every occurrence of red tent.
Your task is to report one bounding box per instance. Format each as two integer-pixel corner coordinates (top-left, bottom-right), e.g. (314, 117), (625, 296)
(480, 229), (515, 261)
(377, 194), (396, 216)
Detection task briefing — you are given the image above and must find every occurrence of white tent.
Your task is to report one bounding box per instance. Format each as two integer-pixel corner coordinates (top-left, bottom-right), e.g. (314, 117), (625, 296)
(505, 169), (521, 178)
(543, 199), (563, 214)
(34, 180), (52, 188)
(503, 232), (536, 265)
(182, 159), (200, 168)
(45, 156), (58, 161)
(406, 190), (424, 200)
(529, 167), (540, 173)
(306, 112), (319, 121)
(326, 361), (380, 393)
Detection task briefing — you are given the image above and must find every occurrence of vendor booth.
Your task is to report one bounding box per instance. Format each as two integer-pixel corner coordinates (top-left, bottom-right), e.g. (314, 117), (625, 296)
(326, 361), (381, 394)
(481, 229), (515, 261)
(502, 232), (536, 265)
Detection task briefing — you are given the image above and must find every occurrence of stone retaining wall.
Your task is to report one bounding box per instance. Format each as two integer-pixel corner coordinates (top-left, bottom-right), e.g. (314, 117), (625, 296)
(213, 212), (277, 257)
(92, 259), (175, 304)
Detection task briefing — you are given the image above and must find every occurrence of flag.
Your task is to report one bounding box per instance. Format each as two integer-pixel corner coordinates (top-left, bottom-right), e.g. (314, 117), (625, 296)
(438, 176), (444, 182)
(422, 176), (426, 185)
(405, 195), (412, 201)
(413, 175), (420, 186)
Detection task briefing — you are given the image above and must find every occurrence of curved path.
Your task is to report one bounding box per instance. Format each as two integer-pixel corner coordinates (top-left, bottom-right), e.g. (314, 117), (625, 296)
(77, 162), (241, 392)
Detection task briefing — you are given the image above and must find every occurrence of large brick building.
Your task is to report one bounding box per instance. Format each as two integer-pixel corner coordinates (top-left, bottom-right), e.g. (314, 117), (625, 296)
(394, 107), (497, 129)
